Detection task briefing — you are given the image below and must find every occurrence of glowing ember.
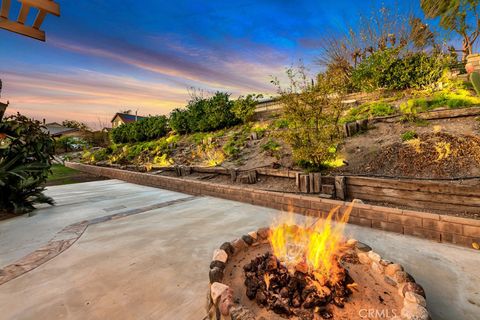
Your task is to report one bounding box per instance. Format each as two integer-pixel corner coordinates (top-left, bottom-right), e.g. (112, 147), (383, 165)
(268, 204), (353, 281)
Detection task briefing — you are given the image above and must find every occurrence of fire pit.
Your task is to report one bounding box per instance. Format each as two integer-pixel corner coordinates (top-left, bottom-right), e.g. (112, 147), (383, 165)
(207, 205), (430, 320)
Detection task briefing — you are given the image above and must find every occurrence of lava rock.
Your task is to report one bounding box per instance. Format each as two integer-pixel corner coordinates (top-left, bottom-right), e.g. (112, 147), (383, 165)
(209, 267), (224, 283)
(272, 298), (291, 315)
(255, 290), (267, 305)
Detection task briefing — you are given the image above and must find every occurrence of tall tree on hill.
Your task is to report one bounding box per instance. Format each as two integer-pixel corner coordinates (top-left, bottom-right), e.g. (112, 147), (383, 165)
(421, 0), (480, 59)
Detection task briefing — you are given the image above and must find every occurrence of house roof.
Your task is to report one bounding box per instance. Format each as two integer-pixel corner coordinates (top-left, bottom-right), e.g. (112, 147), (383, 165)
(111, 113), (148, 124)
(43, 123), (80, 137)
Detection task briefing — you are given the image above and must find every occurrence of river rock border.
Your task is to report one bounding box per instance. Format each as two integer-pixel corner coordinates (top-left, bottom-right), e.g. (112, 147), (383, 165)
(207, 228), (430, 320)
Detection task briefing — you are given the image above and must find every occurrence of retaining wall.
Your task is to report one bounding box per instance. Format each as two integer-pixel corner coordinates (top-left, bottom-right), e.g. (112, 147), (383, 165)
(66, 162), (480, 249)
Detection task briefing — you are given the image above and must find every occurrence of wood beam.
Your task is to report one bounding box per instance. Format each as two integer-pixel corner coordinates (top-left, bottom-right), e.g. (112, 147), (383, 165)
(18, 0), (59, 16)
(17, 3), (30, 24)
(0, 18), (45, 40)
(32, 9), (46, 29)
(0, 0), (11, 19)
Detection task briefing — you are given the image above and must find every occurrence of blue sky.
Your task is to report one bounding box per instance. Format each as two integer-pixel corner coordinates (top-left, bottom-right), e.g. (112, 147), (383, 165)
(0, 0), (443, 127)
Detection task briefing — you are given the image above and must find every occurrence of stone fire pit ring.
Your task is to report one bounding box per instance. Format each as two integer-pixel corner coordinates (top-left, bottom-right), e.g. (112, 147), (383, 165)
(206, 227), (430, 320)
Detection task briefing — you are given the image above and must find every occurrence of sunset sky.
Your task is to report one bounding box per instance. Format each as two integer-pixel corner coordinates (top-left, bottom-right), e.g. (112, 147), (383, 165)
(0, 0), (438, 128)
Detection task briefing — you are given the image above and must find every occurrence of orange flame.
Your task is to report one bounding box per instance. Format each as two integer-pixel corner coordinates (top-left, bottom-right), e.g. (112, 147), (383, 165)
(268, 203), (353, 280)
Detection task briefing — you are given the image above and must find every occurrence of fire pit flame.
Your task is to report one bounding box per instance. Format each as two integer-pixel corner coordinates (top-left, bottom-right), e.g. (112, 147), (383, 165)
(268, 204), (353, 280)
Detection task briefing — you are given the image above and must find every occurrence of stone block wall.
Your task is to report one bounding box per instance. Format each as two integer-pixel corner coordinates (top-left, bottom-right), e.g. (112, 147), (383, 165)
(66, 162), (480, 249)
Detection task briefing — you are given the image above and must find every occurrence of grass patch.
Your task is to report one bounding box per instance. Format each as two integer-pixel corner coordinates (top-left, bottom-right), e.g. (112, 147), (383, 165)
(401, 130), (417, 141)
(46, 164), (92, 186)
(341, 101), (396, 123)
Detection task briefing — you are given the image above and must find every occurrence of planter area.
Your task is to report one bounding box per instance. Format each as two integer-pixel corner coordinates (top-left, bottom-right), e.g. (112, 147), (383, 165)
(65, 162), (480, 249)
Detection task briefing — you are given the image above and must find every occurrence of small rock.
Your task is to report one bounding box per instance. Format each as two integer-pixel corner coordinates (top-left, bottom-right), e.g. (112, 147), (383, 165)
(219, 288), (234, 315)
(385, 263), (403, 276)
(210, 260), (226, 270)
(220, 242), (235, 255)
(384, 275), (397, 287)
(379, 259), (391, 266)
(401, 302), (429, 320)
(358, 252), (371, 264)
(230, 305), (256, 320)
(210, 282), (229, 304)
(209, 267), (224, 283)
(257, 227), (270, 239)
(248, 231), (258, 240)
(371, 261), (384, 274)
(393, 270), (408, 284)
(405, 292), (427, 307)
(368, 251), (381, 263)
(295, 261), (309, 274)
(356, 241), (372, 252)
(242, 235), (254, 245)
(403, 282), (426, 298)
(346, 238), (358, 247)
(231, 238), (247, 252)
(212, 249), (228, 263)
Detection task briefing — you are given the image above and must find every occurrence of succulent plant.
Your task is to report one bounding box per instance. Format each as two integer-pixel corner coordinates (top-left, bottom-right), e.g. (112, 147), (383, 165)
(470, 71), (480, 96)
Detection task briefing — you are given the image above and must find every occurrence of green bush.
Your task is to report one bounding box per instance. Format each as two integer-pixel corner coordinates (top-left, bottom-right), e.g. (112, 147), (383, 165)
(110, 115), (168, 144)
(232, 94), (262, 123)
(401, 130), (417, 141)
(176, 92), (240, 134)
(351, 49), (452, 92)
(0, 113), (55, 214)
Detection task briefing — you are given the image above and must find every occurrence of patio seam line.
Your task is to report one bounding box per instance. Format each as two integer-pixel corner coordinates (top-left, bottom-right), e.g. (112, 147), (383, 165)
(0, 195), (198, 286)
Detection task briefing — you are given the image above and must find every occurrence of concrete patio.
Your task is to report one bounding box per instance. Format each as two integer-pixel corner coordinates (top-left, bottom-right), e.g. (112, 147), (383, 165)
(0, 180), (478, 320)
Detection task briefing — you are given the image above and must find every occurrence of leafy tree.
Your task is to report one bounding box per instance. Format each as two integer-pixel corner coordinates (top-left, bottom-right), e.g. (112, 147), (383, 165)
(421, 0), (480, 59)
(169, 108), (190, 134)
(0, 113), (55, 214)
(61, 119), (90, 131)
(273, 66), (346, 168)
(232, 94), (263, 123)
(110, 115), (168, 144)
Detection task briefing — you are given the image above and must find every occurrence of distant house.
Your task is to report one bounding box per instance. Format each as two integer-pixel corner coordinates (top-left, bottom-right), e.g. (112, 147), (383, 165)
(42, 122), (82, 138)
(111, 112), (147, 128)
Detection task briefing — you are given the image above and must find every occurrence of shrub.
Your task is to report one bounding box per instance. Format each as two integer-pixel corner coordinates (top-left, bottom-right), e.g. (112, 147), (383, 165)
(55, 136), (87, 153)
(273, 66), (346, 167)
(351, 49), (452, 92)
(401, 130), (417, 141)
(110, 115), (168, 144)
(232, 94), (262, 123)
(170, 92), (255, 134)
(0, 113), (55, 214)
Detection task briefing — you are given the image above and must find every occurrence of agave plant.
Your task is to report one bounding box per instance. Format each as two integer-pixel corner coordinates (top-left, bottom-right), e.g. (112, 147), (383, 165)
(0, 113), (55, 214)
